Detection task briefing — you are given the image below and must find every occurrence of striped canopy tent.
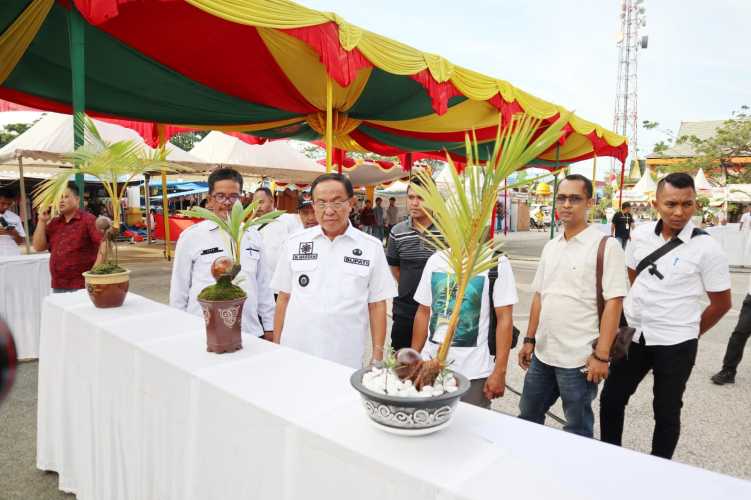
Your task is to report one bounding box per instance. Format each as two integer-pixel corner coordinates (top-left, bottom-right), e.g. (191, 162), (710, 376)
(0, 0), (627, 169)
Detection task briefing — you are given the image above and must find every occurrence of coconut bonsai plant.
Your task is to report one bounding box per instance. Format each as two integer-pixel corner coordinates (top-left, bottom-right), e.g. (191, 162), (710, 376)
(33, 116), (174, 308)
(351, 112), (571, 434)
(180, 199), (283, 353)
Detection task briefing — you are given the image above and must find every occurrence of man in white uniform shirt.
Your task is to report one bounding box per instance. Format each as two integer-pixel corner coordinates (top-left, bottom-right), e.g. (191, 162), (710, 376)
(170, 168), (275, 340)
(518, 174), (627, 438)
(739, 205), (751, 266)
(272, 173), (396, 368)
(601, 173), (731, 459)
(253, 188), (309, 278)
(0, 189), (26, 256)
(412, 250), (517, 409)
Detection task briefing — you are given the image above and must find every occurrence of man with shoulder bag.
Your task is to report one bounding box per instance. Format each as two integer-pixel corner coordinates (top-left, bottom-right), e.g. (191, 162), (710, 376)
(600, 173), (732, 459)
(518, 175), (628, 437)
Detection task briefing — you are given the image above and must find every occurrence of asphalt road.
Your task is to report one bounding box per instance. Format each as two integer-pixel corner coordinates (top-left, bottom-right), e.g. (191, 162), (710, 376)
(1, 234), (749, 499)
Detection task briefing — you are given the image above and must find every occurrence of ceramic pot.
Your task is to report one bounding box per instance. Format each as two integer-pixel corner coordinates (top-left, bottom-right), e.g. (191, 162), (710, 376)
(82, 270), (130, 308)
(198, 296), (246, 353)
(350, 368), (471, 436)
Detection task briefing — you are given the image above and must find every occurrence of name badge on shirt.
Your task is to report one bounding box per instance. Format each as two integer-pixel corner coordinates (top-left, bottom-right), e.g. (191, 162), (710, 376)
(200, 247), (222, 256)
(344, 256), (370, 266)
(293, 241), (318, 260)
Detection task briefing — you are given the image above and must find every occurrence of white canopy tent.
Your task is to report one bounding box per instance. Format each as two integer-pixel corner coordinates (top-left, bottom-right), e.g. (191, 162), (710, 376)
(0, 112), (214, 252)
(190, 131), (409, 187)
(694, 168), (714, 192)
(631, 168), (658, 196)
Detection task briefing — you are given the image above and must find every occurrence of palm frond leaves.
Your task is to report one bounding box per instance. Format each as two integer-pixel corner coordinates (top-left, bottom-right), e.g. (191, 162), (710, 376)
(32, 116), (182, 227)
(181, 200), (284, 265)
(409, 112), (571, 362)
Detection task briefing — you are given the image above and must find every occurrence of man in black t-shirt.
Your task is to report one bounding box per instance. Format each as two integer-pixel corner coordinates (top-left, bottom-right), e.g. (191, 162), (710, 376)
(611, 202), (634, 249)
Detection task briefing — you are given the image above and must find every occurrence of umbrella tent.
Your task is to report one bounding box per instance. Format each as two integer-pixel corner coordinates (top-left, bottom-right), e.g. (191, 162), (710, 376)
(0, 0), (627, 168)
(694, 168), (714, 192)
(189, 131), (323, 184)
(631, 169), (658, 196)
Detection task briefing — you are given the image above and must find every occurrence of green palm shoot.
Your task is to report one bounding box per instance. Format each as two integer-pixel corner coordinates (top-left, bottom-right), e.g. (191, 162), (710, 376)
(181, 200), (284, 300)
(406, 112), (571, 387)
(32, 115), (178, 273)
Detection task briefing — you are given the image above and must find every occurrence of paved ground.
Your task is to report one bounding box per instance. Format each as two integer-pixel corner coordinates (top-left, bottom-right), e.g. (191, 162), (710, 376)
(2, 233), (750, 499)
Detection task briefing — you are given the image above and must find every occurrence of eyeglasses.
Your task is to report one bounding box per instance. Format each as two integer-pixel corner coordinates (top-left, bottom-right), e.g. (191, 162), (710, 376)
(313, 200), (350, 211)
(555, 195), (586, 205)
(212, 193), (241, 203)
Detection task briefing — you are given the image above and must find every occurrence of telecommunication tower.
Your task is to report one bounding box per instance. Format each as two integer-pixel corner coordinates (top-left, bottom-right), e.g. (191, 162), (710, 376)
(613, 0), (648, 177)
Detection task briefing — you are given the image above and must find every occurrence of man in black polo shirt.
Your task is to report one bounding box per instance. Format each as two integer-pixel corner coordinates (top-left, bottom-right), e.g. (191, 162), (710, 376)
(386, 177), (441, 350)
(611, 202), (634, 249)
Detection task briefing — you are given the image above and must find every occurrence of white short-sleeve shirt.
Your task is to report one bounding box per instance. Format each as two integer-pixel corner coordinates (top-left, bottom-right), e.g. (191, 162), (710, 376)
(741, 212), (751, 230)
(271, 223), (397, 368)
(532, 225), (628, 368)
(624, 220), (731, 345)
(0, 209), (25, 256)
(413, 252), (518, 380)
(169, 221), (276, 337)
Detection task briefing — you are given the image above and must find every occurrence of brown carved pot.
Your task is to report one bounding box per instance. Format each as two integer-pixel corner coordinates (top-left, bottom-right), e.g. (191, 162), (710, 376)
(198, 296), (246, 354)
(82, 270), (130, 308)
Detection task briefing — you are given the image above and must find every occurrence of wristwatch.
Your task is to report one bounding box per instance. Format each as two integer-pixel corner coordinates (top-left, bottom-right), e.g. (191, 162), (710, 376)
(523, 337), (536, 345)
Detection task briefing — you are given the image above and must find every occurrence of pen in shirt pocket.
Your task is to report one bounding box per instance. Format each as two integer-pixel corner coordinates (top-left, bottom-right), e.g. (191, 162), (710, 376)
(673, 257), (679, 266)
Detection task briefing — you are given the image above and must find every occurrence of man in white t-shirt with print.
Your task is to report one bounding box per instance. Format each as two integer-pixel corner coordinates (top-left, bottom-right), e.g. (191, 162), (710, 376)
(412, 251), (518, 409)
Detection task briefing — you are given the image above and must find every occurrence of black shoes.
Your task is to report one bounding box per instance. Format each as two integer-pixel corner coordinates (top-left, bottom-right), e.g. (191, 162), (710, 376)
(711, 369), (736, 385)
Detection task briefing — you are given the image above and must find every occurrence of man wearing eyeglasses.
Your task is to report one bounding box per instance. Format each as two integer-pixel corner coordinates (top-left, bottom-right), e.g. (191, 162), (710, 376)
(271, 173), (397, 368)
(518, 174), (627, 438)
(170, 168), (275, 340)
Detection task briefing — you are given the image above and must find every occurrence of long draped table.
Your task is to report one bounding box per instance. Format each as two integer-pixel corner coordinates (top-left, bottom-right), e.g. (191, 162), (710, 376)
(0, 253), (51, 359)
(37, 292), (751, 500)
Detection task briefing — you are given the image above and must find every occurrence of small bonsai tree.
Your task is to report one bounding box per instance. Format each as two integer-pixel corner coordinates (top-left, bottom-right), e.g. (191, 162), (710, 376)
(32, 116), (175, 274)
(400, 112), (571, 388)
(180, 200), (283, 301)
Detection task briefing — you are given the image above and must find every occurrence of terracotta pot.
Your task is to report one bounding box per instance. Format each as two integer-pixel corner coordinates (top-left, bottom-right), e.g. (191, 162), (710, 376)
(197, 296), (246, 354)
(82, 270), (130, 308)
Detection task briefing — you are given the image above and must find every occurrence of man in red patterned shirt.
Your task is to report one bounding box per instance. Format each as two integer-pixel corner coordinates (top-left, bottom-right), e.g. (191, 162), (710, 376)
(32, 183), (106, 292)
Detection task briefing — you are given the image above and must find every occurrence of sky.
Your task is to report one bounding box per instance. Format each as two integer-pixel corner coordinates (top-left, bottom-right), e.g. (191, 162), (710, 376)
(300, 0), (751, 179)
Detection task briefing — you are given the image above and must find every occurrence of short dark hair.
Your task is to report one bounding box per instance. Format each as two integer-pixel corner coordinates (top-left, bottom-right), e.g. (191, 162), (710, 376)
(375, 197), (382, 203)
(657, 172), (695, 193)
(253, 186), (273, 199)
(389, 196), (396, 202)
(562, 174), (593, 199)
(0, 187), (15, 199)
(621, 202), (632, 209)
(208, 168), (243, 194)
(310, 173), (354, 199)
(407, 175), (433, 193)
(66, 181), (80, 197)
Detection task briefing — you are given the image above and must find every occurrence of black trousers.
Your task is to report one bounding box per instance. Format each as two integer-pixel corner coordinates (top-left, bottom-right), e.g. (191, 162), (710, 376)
(600, 336), (698, 459)
(390, 315), (415, 351)
(722, 294), (751, 373)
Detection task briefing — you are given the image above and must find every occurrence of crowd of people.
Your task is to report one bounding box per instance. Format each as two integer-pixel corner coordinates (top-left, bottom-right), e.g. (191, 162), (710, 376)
(2, 166), (748, 461)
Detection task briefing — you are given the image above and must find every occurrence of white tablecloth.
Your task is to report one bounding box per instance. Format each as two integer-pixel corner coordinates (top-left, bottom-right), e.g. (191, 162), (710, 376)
(37, 292), (751, 500)
(0, 253), (51, 359)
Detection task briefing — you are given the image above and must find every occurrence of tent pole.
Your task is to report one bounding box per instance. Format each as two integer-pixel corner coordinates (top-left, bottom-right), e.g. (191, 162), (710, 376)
(68, 6), (86, 208)
(158, 124), (172, 260)
(590, 153), (597, 222)
(17, 157), (31, 254)
(618, 158), (626, 209)
(504, 180), (509, 236)
(325, 75), (333, 173)
(549, 145), (560, 240)
(144, 173), (151, 243)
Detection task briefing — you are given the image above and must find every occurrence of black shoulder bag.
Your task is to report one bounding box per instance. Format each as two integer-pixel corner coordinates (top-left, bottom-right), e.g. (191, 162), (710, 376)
(487, 253), (520, 356)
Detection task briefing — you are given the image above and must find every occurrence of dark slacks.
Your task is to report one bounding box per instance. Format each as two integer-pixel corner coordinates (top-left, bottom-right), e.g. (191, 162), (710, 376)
(390, 314), (415, 351)
(721, 294), (751, 373)
(600, 336), (698, 459)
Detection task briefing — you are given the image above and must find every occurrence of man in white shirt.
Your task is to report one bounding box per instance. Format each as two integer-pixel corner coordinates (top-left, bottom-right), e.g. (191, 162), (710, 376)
(272, 173), (396, 368)
(739, 206), (751, 266)
(170, 168), (275, 339)
(601, 172), (732, 459)
(518, 174), (627, 438)
(412, 251), (517, 408)
(253, 187), (305, 278)
(0, 189), (26, 256)
(711, 275), (751, 385)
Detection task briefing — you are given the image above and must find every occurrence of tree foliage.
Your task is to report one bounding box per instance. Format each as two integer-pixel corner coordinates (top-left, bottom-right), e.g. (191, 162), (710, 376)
(0, 123), (32, 148)
(169, 131), (209, 151)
